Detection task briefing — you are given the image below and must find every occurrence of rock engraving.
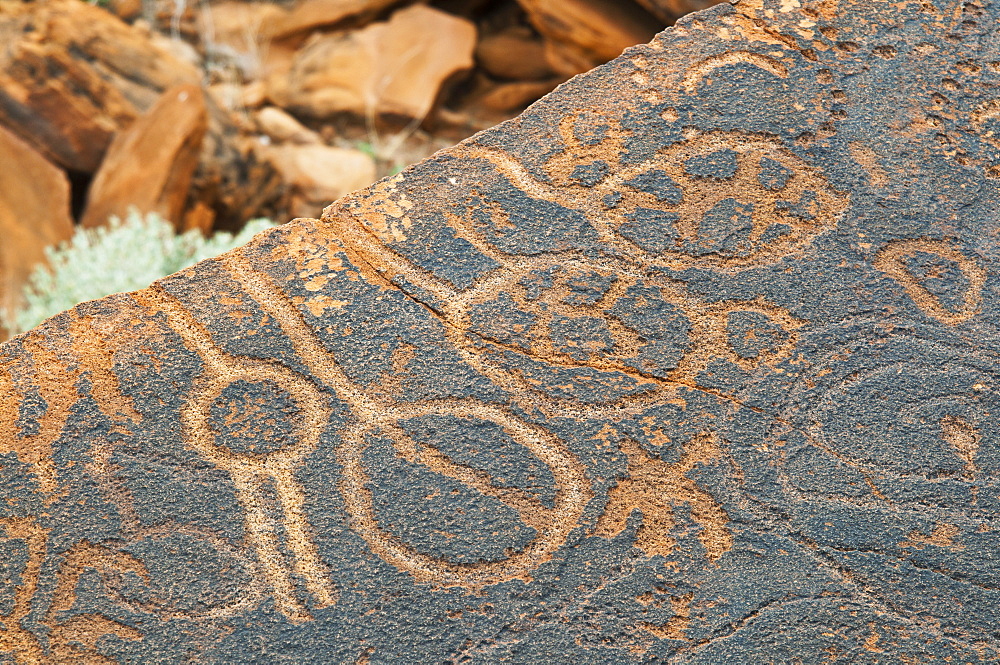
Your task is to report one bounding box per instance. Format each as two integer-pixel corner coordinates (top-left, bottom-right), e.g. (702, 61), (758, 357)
(874, 238), (986, 325)
(3, 0), (1000, 662)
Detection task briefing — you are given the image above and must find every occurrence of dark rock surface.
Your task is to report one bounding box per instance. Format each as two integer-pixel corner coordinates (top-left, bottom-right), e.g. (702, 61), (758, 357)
(4, 0), (1000, 661)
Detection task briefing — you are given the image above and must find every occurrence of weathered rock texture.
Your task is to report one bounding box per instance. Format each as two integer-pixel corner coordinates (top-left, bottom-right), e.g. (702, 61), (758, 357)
(3, 0), (1000, 662)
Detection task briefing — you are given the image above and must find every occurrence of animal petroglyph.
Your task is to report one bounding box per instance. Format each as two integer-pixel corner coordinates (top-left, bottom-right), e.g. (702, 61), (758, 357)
(594, 434), (732, 562)
(379, 128), (848, 274)
(327, 200), (804, 414)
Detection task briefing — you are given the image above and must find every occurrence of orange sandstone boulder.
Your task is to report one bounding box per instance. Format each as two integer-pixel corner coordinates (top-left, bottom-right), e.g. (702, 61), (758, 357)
(0, 0), (199, 172)
(259, 142), (376, 218)
(269, 4), (476, 123)
(200, 1), (288, 58)
(475, 24), (556, 81)
(255, 106), (322, 145)
(514, 0), (662, 75)
(0, 125), (73, 334)
(271, 0), (405, 43)
(81, 85), (208, 229)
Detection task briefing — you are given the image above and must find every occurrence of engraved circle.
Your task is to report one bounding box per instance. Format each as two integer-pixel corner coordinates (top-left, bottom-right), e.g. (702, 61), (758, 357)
(596, 132), (847, 270)
(337, 401), (592, 586)
(768, 327), (1000, 502)
(182, 361), (328, 465)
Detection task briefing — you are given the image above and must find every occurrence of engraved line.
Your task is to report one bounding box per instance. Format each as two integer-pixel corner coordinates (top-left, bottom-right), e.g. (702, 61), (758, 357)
(135, 286), (337, 621)
(382, 421), (550, 532)
(220, 253), (594, 587)
(874, 238), (986, 325)
(683, 50), (789, 93)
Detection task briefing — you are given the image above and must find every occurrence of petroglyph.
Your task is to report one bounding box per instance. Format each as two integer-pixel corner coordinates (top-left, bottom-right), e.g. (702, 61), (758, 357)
(153, 254), (594, 593)
(682, 50), (790, 92)
(0, 334), (77, 495)
(328, 209), (805, 419)
(135, 287), (337, 622)
(595, 132), (846, 269)
(350, 117), (846, 275)
(677, 298), (804, 379)
(43, 543), (146, 662)
(339, 402), (591, 587)
(448, 266), (803, 408)
(594, 433), (732, 562)
(0, 308), (144, 504)
(543, 113), (628, 189)
(774, 332), (1000, 504)
(874, 239), (985, 325)
(212, 242), (746, 582)
(0, 518), (47, 663)
(4, 0), (1000, 661)
(0, 521), (145, 663)
(437, 129), (846, 272)
(445, 260), (694, 405)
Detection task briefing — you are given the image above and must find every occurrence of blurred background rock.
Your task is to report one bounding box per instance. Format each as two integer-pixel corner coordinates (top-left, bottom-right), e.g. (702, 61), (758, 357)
(0, 0), (720, 339)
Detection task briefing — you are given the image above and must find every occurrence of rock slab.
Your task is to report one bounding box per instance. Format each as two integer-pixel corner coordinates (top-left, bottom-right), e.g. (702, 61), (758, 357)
(81, 85), (208, 230)
(0, 126), (74, 335)
(0, 0), (200, 173)
(3, 0), (1000, 662)
(268, 4), (477, 122)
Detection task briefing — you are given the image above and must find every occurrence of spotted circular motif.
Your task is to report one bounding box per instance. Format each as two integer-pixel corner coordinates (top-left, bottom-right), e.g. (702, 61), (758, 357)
(208, 379), (302, 456)
(596, 132), (848, 270)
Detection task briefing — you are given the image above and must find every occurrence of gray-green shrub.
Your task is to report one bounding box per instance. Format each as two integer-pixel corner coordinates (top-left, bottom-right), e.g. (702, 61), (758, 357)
(3, 210), (275, 335)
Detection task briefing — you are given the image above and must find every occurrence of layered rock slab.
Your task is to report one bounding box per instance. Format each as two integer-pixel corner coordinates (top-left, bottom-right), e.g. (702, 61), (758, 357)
(267, 4), (477, 122)
(0, 0), (200, 173)
(4, 0), (1000, 662)
(0, 126), (74, 335)
(81, 85), (208, 230)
